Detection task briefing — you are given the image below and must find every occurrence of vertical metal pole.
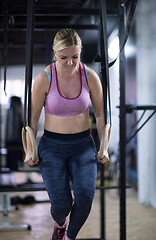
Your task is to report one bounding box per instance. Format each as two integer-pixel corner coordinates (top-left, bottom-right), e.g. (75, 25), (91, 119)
(118, 2), (126, 240)
(3, 0), (8, 94)
(24, 0), (36, 126)
(100, 165), (105, 240)
(99, 0), (110, 239)
(0, 66), (1, 167)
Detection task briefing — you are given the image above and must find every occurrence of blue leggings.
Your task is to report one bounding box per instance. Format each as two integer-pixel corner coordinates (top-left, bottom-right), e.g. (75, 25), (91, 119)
(38, 129), (97, 239)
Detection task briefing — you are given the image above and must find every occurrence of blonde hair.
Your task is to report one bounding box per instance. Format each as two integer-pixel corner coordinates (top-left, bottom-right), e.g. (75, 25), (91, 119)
(53, 29), (82, 52)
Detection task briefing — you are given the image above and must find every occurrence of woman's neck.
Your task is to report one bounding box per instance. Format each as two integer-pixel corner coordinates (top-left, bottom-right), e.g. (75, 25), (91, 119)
(55, 62), (79, 80)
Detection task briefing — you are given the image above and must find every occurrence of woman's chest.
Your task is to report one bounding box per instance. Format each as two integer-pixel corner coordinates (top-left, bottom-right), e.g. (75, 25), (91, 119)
(57, 76), (81, 99)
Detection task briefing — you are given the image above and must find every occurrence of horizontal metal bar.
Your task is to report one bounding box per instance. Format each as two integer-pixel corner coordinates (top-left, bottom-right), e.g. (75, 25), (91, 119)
(1, 8), (100, 16)
(0, 187), (46, 192)
(0, 8), (118, 16)
(0, 24), (100, 31)
(0, 184), (131, 192)
(0, 168), (39, 173)
(96, 185), (131, 190)
(117, 104), (156, 112)
(131, 105), (156, 110)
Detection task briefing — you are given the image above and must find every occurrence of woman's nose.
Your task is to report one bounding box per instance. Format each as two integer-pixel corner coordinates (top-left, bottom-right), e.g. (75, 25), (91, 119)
(67, 59), (73, 65)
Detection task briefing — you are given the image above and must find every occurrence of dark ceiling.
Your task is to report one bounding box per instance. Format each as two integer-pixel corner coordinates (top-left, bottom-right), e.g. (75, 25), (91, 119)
(0, 0), (119, 65)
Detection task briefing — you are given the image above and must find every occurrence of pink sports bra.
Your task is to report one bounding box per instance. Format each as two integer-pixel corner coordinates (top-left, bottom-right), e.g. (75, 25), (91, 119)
(44, 62), (90, 117)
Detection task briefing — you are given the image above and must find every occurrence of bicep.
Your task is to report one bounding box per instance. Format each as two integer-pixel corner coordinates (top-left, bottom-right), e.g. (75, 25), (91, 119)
(89, 70), (104, 119)
(31, 72), (48, 122)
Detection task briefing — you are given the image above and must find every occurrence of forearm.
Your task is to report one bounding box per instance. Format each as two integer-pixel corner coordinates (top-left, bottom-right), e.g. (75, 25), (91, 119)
(96, 115), (106, 142)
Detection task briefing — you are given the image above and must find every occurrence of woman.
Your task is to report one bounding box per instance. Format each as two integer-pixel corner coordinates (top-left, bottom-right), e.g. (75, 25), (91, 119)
(25, 29), (109, 240)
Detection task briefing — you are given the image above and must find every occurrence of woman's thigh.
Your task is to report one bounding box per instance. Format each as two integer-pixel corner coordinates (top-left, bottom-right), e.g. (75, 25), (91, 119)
(38, 136), (72, 205)
(68, 135), (97, 200)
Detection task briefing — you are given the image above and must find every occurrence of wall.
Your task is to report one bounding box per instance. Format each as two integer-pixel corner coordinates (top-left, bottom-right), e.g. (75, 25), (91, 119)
(136, 0), (156, 208)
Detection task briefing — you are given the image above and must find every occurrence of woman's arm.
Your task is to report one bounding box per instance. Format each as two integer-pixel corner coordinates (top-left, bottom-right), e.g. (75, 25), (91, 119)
(87, 67), (109, 164)
(25, 68), (49, 166)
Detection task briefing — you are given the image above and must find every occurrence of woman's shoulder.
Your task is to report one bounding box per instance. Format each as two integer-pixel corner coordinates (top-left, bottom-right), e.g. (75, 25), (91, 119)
(43, 63), (52, 74)
(80, 62), (98, 76)
(87, 66), (100, 82)
(33, 64), (52, 92)
(86, 66), (101, 91)
(39, 63), (53, 81)
(81, 62), (98, 78)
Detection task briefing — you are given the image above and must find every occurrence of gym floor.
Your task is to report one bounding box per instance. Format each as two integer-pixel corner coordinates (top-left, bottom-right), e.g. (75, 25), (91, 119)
(0, 172), (156, 240)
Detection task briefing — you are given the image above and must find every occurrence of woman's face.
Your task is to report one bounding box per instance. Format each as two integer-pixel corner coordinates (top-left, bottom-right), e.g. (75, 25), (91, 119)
(54, 45), (81, 71)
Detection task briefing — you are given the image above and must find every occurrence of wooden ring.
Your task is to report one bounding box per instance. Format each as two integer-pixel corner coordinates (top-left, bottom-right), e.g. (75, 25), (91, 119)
(22, 126), (37, 162)
(99, 123), (111, 159)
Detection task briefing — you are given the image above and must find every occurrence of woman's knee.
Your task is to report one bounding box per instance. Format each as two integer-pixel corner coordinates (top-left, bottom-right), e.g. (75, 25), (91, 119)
(51, 199), (73, 221)
(74, 190), (94, 212)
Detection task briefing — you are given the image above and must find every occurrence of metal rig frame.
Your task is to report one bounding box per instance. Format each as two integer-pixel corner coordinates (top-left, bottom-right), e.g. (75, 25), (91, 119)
(2, 0), (133, 239)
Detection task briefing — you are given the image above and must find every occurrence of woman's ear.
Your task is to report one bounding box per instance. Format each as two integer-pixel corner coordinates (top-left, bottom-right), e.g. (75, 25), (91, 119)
(53, 50), (57, 59)
(53, 49), (56, 55)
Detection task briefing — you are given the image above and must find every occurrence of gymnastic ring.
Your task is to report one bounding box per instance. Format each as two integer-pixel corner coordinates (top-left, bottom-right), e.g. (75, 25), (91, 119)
(99, 123), (111, 160)
(22, 126), (37, 162)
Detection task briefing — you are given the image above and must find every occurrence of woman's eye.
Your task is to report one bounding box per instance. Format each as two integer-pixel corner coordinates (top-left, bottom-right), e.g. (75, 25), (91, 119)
(61, 57), (67, 59)
(73, 56), (78, 59)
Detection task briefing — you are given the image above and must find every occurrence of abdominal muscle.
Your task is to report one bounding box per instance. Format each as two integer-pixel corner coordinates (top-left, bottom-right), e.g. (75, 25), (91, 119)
(44, 109), (90, 134)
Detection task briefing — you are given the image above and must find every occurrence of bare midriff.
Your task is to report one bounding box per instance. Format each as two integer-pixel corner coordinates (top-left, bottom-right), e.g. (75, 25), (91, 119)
(44, 109), (90, 134)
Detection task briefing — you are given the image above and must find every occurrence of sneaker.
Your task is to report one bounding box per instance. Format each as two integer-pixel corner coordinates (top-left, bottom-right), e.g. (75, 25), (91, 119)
(52, 220), (67, 240)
